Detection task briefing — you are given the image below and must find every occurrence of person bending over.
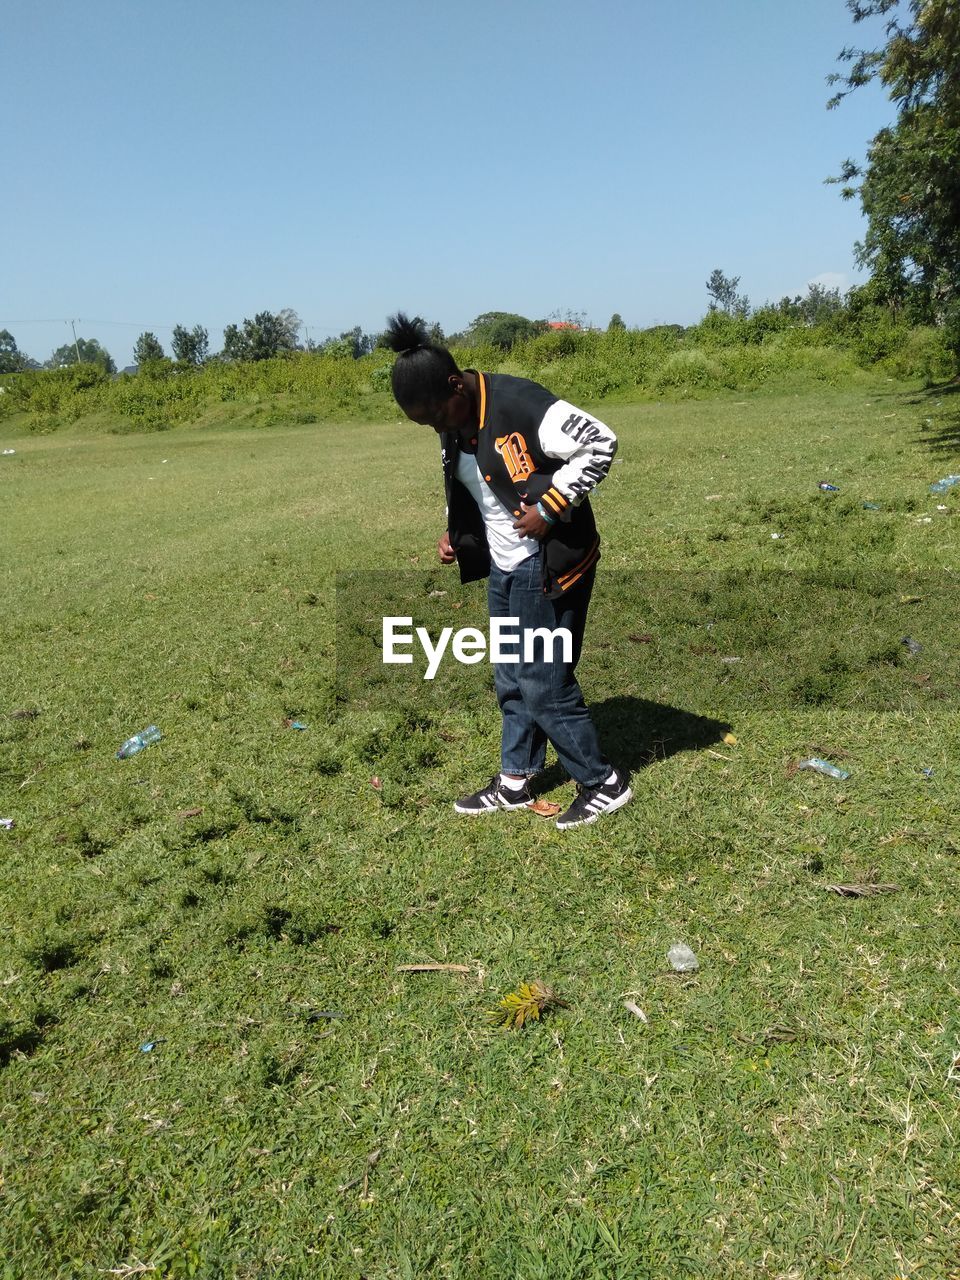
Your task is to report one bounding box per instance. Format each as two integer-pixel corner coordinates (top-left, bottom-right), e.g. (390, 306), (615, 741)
(385, 312), (630, 830)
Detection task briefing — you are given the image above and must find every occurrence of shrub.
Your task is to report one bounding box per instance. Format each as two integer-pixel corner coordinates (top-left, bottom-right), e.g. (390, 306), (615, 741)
(882, 326), (956, 384)
(652, 348), (724, 392)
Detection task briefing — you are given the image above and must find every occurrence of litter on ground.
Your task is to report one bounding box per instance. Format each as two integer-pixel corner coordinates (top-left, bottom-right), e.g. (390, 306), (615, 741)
(667, 943), (699, 972)
(797, 757), (851, 781)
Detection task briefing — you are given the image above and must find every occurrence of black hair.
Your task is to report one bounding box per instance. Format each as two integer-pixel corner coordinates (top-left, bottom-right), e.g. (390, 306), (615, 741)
(384, 312), (460, 410)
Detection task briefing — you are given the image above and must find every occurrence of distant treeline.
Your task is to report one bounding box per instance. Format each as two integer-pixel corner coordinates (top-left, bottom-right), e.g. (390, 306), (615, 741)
(0, 293), (955, 434)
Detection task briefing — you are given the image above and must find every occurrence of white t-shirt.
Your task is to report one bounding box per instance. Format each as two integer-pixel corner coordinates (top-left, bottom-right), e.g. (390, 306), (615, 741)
(454, 450), (538, 573)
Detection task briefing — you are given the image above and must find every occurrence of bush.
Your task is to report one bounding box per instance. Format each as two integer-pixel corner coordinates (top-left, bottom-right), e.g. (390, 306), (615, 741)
(881, 326), (956, 383)
(1, 311), (951, 434)
(652, 348), (724, 392)
(846, 307), (911, 366)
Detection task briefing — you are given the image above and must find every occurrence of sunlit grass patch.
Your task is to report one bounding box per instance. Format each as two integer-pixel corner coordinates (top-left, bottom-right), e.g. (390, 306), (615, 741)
(0, 383), (957, 1278)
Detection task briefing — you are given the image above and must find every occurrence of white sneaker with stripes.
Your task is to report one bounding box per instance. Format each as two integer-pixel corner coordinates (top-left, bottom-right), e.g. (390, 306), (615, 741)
(555, 770), (632, 829)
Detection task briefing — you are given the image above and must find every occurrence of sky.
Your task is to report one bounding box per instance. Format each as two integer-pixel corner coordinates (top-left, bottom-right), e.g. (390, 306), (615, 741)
(1, 0), (896, 368)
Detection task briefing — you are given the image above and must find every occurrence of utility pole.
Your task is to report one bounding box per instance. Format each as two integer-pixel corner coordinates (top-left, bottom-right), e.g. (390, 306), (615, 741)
(70, 319), (82, 365)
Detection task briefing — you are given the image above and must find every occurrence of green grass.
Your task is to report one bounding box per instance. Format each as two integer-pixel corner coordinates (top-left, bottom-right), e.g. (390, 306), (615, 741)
(1, 381), (959, 1279)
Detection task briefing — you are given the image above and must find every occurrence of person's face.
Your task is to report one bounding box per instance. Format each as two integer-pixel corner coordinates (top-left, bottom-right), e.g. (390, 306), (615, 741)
(405, 376), (475, 435)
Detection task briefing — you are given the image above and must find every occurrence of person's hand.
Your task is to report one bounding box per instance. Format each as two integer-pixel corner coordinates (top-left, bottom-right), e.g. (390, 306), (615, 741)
(512, 501), (551, 540)
(438, 531), (457, 564)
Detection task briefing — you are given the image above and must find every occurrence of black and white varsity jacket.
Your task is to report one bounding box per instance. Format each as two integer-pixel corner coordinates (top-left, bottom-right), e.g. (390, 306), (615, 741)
(441, 371), (618, 599)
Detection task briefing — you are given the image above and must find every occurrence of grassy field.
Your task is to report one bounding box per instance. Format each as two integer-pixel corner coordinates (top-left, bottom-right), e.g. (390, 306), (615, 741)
(1, 381), (958, 1279)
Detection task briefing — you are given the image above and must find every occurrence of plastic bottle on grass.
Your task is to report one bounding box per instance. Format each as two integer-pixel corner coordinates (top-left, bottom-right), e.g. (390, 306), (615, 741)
(117, 725), (161, 759)
(667, 943), (699, 972)
(797, 757), (849, 780)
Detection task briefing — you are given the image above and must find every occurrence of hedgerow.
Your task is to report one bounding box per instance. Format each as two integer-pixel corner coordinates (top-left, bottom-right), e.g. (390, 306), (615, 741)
(0, 313), (954, 434)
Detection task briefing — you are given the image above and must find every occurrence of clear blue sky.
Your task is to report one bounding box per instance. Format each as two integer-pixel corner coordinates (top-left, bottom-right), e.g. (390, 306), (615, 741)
(2, 0), (894, 367)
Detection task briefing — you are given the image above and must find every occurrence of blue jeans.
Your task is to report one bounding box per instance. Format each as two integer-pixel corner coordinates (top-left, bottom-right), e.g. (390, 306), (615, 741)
(487, 551), (609, 788)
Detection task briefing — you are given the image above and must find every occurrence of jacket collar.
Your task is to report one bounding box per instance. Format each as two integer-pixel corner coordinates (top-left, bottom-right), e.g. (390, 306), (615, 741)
(464, 369), (488, 432)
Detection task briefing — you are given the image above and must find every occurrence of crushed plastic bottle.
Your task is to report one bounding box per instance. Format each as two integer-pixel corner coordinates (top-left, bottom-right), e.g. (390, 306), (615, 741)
(862, 501), (881, 510)
(797, 757), (850, 780)
(667, 943), (699, 972)
(930, 474), (960, 494)
(116, 725), (161, 759)
(901, 636), (923, 655)
(818, 482), (840, 492)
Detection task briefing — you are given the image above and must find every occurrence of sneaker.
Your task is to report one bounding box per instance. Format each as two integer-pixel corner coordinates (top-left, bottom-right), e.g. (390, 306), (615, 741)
(454, 775), (534, 816)
(555, 770), (632, 830)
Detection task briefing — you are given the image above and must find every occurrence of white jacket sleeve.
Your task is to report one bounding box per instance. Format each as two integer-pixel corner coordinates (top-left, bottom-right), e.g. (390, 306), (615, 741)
(536, 399), (618, 513)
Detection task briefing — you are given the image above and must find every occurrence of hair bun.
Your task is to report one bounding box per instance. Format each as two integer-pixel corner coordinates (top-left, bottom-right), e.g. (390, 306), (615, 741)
(385, 312), (429, 355)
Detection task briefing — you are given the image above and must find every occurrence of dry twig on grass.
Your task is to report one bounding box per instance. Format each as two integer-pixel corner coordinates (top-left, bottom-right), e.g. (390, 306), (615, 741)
(396, 963), (471, 974)
(338, 1148), (381, 1195)
(823, 882), (899, 897)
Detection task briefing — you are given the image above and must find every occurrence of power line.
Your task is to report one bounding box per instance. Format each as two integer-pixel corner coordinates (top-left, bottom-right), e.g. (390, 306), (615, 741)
(1, 316), (347, 332)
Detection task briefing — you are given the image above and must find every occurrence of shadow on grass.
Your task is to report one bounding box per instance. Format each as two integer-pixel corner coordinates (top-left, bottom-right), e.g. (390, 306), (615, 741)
(594, 696), (732, 772)
(913, 380), (960, 455)
(534, 697), (731, 793)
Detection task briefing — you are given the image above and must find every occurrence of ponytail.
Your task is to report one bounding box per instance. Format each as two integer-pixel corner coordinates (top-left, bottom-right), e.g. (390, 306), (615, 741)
(385, 312), (460, 410)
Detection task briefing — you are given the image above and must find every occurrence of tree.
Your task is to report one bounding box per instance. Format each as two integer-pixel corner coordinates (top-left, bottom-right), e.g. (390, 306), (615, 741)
(800, 283), (845, 325)
(171, 324), (209, 365)
(466, 311), (538, 351)
(0, 330), (37, 374)
(607, 313), (626, 332)
(277, 309), (302, 350)
(332, 325), (375, 358)
(706, 269), (750, 316)
(221, 324), (247, 362)
(829, 0), (960, 352)
(133, 332), (166, 365)
(45, 337), (116, 374)
(220, 310), (301, 361)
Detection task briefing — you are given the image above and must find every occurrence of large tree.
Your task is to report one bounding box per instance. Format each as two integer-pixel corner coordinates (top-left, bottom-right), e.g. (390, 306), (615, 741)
(0, 330), (38, 374)
(465, 311), (538, 351)
(171, 324), (209, 365)
(133, 332), (166, 365)
(45, 337), (116, 374)
(705, 269), (750, 317)
(221, 310), (301, 361)
(829, 0), (960, 350)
